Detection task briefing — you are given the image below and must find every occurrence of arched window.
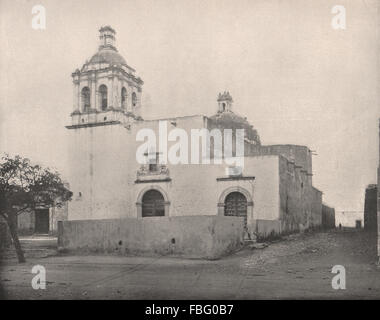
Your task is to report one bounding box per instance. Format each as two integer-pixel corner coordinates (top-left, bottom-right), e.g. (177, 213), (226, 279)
(132, 92), (137, 107)
(121, 87), (127, 109)
(224, 192), (248, 226)
(81, 87), (91, 112)
(99, 85), (108, 111)
(142, 190), (165, 217)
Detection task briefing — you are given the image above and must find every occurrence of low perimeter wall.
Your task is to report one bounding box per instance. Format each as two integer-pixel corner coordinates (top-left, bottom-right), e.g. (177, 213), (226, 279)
(58, 215), (244, 260)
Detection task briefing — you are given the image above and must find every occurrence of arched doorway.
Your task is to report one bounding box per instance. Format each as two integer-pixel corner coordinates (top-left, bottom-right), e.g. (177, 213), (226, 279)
(142, 189), (165, 217)
(224, 192), (248, 226)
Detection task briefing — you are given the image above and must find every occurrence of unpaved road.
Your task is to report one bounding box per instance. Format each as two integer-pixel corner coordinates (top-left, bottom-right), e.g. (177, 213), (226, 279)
(1, 229), (379, 299)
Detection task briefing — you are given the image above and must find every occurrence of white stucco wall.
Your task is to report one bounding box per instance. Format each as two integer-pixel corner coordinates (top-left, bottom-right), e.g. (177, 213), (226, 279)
(242, 156), (280, 220)
(67, 115), (280, 230)
(67, 123), (131, 220)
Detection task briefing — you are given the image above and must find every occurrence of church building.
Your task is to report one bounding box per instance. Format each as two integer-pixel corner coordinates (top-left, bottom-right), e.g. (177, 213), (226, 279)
(60, 26), (326, 258)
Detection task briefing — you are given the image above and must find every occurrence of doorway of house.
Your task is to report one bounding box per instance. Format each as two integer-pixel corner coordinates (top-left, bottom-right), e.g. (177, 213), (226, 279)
(34, 209), (49, 234)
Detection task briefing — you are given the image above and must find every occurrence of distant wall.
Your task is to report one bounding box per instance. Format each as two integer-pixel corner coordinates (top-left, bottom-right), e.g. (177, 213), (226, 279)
(58, 216), (244, 259)
(322, 204), (335, 229)
(335, 211), (363, 228)
(364, 184), (377, 232)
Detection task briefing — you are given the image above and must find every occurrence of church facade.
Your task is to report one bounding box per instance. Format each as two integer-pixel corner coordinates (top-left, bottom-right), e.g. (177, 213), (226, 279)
(62, 27), (325, 256)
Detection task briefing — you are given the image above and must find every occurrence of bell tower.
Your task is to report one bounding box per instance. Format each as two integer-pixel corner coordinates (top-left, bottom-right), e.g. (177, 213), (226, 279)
(217, 91), (233, 113)
(68, 26), (144, 129)
(66, 27), (145, 221)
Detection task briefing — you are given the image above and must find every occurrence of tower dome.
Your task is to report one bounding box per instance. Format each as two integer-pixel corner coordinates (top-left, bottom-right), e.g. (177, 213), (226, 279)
(87, 26), (128, 67)
(89, 49), (128, 67)
(70, 26), (143, 122)
(81, 26), (135, 72)
(210, 92), (261, 145)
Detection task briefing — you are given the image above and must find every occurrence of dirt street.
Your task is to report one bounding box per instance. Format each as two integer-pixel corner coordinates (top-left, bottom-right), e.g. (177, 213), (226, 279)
(1, 229), (379, 299)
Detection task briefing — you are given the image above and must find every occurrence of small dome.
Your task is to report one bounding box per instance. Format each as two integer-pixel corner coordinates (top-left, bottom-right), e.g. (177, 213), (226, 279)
(89, 48), (127, 67)
(209, 111), (261, 145)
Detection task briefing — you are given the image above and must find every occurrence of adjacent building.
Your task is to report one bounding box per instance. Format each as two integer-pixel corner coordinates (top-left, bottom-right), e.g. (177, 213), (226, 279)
(364, 184), (377, 232)
(322, 203), (335, 229)
(17, 203), (68, 235)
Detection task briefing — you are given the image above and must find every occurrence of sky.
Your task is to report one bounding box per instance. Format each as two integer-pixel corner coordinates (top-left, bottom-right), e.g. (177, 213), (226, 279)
(0, 0), (379, 213)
